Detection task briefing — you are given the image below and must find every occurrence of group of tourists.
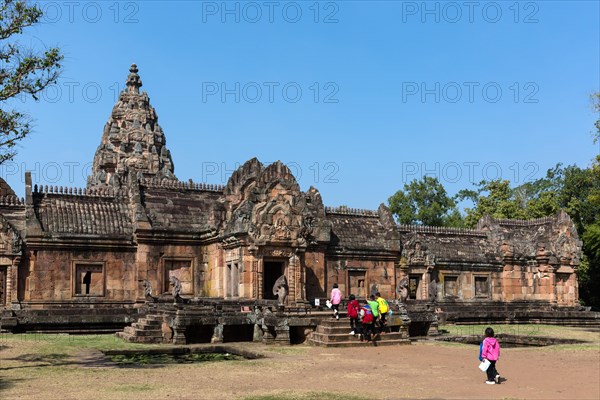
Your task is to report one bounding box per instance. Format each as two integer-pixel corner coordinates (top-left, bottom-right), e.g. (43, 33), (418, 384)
(330, 284), (503, 383)
(329, 283), (390, 342)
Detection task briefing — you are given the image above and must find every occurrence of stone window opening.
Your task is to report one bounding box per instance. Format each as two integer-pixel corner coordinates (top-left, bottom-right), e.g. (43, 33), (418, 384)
(474, 276), (490, 298)
(226, 262), (240, 298)
(163, 258), (193, 295)
(444, 276), (459, 298)
(74, 264), (104, 297)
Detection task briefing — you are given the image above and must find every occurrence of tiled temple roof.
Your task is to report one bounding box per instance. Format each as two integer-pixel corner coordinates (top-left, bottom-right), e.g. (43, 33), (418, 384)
(398, 230), (493, 264)
(328, 213), (398, 252)
(141, 184), (224, 232)
(32, 185), (132, 236)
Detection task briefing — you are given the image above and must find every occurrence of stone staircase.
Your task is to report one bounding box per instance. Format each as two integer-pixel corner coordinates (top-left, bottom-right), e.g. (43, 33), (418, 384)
(308, 317), (410, 347)
(116, 314), (166, 344)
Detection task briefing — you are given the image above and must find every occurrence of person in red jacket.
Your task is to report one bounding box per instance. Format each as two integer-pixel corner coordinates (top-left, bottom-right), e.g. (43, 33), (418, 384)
(347, 294), (360, 335)
(359, 301), (374, 342)
(481, 327), (501, 384)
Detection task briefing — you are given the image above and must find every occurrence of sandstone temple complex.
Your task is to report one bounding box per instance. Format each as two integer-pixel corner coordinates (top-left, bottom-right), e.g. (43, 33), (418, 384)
(0, 66), (591, 342)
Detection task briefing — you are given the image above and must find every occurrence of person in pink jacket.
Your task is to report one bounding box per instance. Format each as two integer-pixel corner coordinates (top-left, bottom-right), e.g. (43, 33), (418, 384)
(330, 283), (342, 320)
(481, 327), (501, 384)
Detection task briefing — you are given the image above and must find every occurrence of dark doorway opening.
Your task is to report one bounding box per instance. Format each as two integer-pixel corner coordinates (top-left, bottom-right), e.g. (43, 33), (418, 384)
(263, 261), (284, 300)
(185, 325), (214, 344)
(223, 324), (254, 342)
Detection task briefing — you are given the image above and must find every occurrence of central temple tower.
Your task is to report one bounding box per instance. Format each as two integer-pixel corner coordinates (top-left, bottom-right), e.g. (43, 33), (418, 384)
(88, 64), (175, 187)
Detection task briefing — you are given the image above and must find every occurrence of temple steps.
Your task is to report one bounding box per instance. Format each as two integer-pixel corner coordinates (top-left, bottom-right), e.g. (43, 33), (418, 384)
(307, 318), (410, 347)
(116, 314), (166, 344)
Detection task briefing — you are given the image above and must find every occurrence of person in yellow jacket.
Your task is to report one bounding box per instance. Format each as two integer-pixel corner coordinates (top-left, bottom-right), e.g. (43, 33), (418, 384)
(375, 292), (389, 331)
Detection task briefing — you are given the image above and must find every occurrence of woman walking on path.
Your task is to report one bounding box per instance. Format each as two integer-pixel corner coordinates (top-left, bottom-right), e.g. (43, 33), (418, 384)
(481, 327), (501, 385)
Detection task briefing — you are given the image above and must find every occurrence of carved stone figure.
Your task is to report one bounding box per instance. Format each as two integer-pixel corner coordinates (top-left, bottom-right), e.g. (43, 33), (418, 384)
(142, 280), (155, 301)
(273, 275), (288, 305)
(396, 276), (409, 303)
(357, 280), (365, 298)
(169, 275), (181, 303)
(409, 242), (425, 264)
(370, 283), (379, 297)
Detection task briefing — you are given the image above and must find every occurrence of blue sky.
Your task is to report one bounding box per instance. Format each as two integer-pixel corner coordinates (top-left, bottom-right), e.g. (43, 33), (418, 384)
(2, 0), (599, 210)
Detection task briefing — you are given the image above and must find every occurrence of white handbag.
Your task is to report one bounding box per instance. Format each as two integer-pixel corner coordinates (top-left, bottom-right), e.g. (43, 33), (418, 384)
(478, 359), (491, 371)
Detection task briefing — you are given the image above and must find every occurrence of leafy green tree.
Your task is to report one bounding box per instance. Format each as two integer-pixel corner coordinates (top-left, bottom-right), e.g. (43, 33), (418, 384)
(593, 92), (599, 143)
(388, 176), (464, 227)
(457, 180), (527, 227)
(0, 0), (62, 163)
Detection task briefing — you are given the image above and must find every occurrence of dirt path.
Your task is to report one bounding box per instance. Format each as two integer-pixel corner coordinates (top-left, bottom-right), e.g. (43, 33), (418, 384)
(1, 340), (599, 399)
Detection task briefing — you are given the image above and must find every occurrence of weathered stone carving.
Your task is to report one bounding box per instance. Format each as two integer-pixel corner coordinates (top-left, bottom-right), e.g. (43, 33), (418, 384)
(0, 214), (22, 255)
(169, 275), (181, 303)
(142, 280), (156, 301)
(222, 159), (331, 250)
(273, 275), (288, 305)
(88, 64), (175, 189)
(370, 283), (379, 297)
(396, 276), (409, 303)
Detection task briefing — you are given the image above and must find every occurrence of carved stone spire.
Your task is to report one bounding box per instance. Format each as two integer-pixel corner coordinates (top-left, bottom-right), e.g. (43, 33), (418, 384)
(88, 64), (176, 188)
(126, 64), (142, 94)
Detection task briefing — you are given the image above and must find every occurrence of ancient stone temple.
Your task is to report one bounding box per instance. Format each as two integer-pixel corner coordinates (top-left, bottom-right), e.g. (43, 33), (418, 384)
(0, 65), (591, 337)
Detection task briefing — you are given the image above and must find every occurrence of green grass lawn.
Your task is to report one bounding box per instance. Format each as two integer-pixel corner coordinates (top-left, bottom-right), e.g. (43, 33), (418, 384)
(438, 324), (600, 343)
(0, 332), (155, 356)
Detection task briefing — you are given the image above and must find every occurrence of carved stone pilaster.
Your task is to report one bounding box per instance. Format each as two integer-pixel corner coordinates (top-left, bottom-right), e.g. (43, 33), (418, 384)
(8, 256), (20, 304)
(252, 260), (258, 299)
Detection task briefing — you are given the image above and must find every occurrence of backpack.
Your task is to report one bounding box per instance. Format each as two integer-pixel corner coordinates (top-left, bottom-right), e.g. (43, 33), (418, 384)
(362, 307), (373, 324)
(378, 298), (389, 314)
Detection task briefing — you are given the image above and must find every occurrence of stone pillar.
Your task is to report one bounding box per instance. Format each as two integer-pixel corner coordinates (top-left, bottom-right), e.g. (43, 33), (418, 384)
(273, 325), (290, 344)
(8, 256), (20, 304)
(251, 260), (258, 299)
(288, 253), (299, 303)
(172, 317), (187, 345)
(421, 271), (429, 300)
(211, 324), (224, 343)
(257, 258), (263, 300)
(253, 324), (263, 342)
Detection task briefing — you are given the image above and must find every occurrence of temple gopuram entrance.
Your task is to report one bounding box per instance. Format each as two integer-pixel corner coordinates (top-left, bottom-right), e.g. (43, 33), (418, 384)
(263, 260), (285, 300)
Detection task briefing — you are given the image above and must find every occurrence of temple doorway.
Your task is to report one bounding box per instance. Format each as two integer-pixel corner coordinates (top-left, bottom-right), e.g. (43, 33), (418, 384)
(263, 261), (284, 300)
